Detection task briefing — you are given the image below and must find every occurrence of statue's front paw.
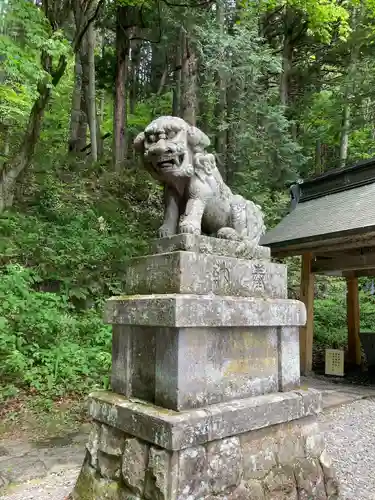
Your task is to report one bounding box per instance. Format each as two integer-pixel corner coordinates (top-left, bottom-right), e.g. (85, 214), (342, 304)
(158, 224), (175, 238)
(179, 221), (201, 235)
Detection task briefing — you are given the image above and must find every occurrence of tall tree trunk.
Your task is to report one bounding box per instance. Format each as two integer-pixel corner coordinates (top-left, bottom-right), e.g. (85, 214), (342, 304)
(214, 0), (227, 162)
(157, 66), (168, 95)
(150, 44), (166, 94)
(172, 28), (183, 116)
(338, 7), (361, 169)
(3, 125), (10, 157)
(77, 91), (88, 151)
(113, 6), (130, 170)
(280, 6), (293, 107)
(197, 62), (210, 134)
(315, 139), (322, 174)
(181, 29), (198, 126)
(0, 53), (67, 212)
(129, 39), (141, 115)
(99, 31), (106, 124)
(83, 23), (98, 161)
(339, 99), (351, 168)
(68, 53), (83, 153)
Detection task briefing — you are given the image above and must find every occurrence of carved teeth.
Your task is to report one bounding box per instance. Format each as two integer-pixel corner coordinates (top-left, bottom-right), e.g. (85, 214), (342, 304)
(156, 153), (184, 168)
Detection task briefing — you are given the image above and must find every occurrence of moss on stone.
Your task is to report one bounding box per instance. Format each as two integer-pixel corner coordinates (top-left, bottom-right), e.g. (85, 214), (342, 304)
(72, 458), (124, 500)
(71, 461), (96, 500)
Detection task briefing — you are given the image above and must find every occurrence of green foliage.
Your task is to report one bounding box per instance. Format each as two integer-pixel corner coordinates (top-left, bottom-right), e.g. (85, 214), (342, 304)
(196, 11), (304, 191)
(1, 162), (161, 303)
(0, 157), (163, 400)
(0, 0), (70, 156)
(256, 0), (351, 41)
(4, 0), (375, 406)
(0, 264), (112, 399)
(314, 288), (375, 348)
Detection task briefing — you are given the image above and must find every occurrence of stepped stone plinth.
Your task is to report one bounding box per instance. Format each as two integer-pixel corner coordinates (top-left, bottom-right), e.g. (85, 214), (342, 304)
(71, 235), (340, 500)
(106, 235), (303, 411)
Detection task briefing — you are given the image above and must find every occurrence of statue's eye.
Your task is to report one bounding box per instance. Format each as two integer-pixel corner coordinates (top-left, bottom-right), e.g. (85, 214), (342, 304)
(168, 130), (176, 139)
(149, 134), (155, 142)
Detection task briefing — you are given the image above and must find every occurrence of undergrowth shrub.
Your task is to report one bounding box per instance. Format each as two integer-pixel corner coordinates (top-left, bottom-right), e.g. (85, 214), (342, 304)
(0, 264), (112, 400)
(314, 292), (375, 348)
(0, 161), (163, 402)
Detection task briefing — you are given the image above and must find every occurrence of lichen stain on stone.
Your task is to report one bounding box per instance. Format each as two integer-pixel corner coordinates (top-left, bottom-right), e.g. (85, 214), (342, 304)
(223, 358), (252, 376)
(90, 400), (119, 427)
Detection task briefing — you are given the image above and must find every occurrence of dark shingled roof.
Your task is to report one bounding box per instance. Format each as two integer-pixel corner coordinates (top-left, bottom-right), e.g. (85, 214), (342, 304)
(260, 182), (375, 247)
(260, 158), (375, 250)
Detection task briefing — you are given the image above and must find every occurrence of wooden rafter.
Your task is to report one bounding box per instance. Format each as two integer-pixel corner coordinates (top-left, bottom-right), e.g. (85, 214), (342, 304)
(312, 251), (375, 274)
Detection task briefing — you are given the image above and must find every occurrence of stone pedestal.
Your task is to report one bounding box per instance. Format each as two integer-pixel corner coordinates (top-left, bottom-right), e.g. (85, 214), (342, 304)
(71, 235), (340, 500)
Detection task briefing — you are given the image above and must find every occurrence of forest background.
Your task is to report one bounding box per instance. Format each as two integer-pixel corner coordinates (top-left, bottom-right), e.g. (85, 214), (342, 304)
(2, 0), (375, 414)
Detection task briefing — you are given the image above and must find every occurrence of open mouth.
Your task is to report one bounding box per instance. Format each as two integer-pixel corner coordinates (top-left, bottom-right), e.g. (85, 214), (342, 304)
(157, 154), (184, 169)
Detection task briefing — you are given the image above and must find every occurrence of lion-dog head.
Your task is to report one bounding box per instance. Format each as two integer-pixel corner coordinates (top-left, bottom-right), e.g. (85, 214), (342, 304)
(134, 116), (215, 183)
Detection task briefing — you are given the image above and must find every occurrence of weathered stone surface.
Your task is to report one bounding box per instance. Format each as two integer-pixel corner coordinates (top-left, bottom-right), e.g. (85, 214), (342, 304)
(119, 492), (142, 500)
(134, 117), (265, 244)
(72, 457), (123, 500)
(242, 480), (266, 499)
(177, 445), (209, 499)
(124, 252), (285, 299)
(120, 492), (142, 500)
(122, 437), (148, 496)
(294, 458), (327, 499)
(0, 473), (8, 490)
(241, 430), (277, 480)
(154, 326), (278, 410)
(99, 424), (125, 456)
(97, 451), (121, 480)
(319, 450), (340, 498)
(144, 447), (175, 500)
(150, 234), (270, 261)
(86, 422), (101, 468)
(75, 401), (340, 500)
(276, 431), (305, 465)
(203, 482), (264, 500)
(207, 437), (242, 494)
(104, 294), (306, 328)
(88, 389), (322, 451)
(241, 417), (317, 480)
(94, 477), (123, 499)
(111, 325), (156, 402)
(305, 431), (325, 458)
(72, 458), (96, 499)
(262, 465), (298, 500)
(295, 388), (323, 416)
(277, 327), (300, 391)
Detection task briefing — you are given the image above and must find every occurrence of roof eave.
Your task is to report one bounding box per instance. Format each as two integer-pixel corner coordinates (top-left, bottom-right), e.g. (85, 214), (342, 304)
(262, 225), (375, 257)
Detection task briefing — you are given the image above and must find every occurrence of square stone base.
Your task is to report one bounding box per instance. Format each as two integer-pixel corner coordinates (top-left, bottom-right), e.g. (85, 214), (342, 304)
(111, 325), (301, 410)
(71, 390), (340, 500)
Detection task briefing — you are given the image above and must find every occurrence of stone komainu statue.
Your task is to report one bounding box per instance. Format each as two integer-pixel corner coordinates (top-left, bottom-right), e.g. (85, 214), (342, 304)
(134, 116), (265, 245)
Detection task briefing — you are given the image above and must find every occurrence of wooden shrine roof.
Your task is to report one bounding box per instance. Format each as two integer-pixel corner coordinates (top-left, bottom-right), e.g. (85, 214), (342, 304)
(260, 158), (375, 257)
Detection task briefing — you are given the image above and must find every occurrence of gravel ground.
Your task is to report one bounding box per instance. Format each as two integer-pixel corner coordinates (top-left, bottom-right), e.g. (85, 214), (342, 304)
(318, 398), (375, 500)
(2, 398), (375, 499)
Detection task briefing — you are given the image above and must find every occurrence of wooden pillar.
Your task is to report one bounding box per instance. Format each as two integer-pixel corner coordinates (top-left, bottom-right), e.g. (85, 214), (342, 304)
(346, 276), (361, 366)
(299, 253), (315, 375)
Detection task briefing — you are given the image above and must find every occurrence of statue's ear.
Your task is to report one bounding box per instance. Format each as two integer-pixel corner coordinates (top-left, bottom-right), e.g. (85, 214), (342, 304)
(133, 132), (145, 153)
(187, 126), (210, 152)
(194, 153), (215, 180)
